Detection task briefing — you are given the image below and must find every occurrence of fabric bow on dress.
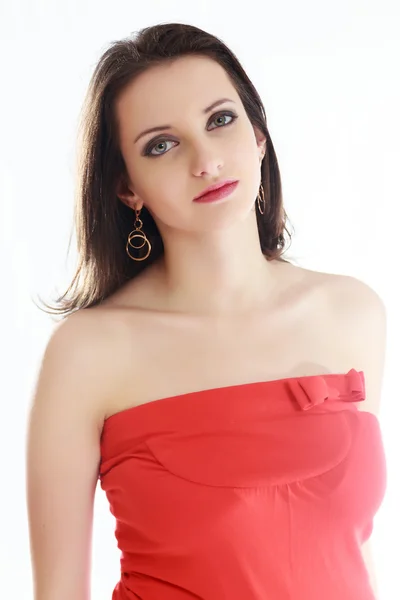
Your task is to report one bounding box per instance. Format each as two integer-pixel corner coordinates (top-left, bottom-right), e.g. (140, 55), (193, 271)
(286, 368), (366, 411)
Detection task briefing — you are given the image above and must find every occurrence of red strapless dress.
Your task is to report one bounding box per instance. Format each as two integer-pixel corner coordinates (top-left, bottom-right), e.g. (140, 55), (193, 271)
(99, 369), (387, 599)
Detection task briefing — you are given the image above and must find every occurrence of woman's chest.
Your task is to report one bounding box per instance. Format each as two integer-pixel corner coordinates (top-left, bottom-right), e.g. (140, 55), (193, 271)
(108, 281), (353, 413)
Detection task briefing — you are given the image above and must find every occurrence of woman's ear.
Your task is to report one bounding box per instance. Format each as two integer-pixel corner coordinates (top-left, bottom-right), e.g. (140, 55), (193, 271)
(116, 177), (143, 211)
(254, 128), (267, 161)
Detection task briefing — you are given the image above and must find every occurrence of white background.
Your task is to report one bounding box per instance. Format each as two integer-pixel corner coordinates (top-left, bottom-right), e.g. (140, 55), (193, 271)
(0, 1), (399, 598)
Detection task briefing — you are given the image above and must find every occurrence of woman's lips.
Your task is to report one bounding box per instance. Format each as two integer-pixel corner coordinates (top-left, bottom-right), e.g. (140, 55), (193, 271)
(193, 180), (239, 203)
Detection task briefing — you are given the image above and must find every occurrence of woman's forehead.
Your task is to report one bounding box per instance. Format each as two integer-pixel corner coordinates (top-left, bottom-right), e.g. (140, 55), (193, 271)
(116, 56), (237, 123)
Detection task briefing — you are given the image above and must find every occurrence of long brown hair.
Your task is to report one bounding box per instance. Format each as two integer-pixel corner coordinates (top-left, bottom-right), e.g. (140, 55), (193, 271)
(37, 22), (295, 319)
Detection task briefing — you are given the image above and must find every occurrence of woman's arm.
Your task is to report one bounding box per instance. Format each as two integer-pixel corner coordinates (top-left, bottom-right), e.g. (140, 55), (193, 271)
(26, 312), (111, 600)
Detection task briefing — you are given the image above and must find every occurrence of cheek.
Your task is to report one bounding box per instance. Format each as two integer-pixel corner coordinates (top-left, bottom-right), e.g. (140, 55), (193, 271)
(147, 168), (182, 203)
(141, 171), (185, 223)
(128, 159), (179, 203)
(230, 124), (259, 164)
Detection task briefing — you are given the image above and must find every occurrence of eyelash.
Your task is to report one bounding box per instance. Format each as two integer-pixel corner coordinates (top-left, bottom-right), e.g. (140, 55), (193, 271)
(143, 111), (238, 158)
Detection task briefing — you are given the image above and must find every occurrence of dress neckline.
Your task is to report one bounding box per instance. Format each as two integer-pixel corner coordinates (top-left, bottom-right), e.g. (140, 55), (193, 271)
(103, 369), (363, 425)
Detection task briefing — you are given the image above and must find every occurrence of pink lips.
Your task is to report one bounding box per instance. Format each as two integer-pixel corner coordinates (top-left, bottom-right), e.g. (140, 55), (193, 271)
(193, 180), (239, 203)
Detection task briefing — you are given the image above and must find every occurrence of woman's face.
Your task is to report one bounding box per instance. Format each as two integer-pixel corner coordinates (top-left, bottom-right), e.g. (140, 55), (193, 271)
(115, 54), (266, 234)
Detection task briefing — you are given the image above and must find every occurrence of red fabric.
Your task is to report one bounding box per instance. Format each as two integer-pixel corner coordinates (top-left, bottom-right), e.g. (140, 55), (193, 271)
(99, 369), (387, 599)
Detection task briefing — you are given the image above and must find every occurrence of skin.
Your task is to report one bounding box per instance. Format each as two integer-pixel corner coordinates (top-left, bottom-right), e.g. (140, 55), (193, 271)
(113, 58), (386, 595)
(115, 54), (277, 316)
(113, 55), (385, 595)
(25, 53), (386, 600)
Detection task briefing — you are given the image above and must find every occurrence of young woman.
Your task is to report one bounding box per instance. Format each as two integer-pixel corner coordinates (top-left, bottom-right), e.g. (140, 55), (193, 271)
(26, 22), (387, 600)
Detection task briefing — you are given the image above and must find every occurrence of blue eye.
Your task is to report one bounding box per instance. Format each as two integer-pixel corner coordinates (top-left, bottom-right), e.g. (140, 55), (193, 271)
(143, 111), (238, 157)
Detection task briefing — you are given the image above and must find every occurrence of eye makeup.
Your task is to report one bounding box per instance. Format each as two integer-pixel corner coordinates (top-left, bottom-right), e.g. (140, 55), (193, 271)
(142, 110), (238, 158)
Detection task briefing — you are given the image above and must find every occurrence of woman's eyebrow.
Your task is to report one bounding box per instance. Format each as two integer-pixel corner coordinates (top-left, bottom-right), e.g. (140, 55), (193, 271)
(133, 97), (236, 144)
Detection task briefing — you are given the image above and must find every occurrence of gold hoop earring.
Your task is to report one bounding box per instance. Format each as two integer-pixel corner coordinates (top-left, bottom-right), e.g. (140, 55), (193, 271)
(126, 207), (152, 262)
(257, 183), (265, 215)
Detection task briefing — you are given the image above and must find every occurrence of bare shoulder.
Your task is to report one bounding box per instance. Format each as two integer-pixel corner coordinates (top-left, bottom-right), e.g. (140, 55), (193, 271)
(42, 307), (130, 430)
(319, 271), (386, 319)
(320, 272), (387, 357)
(318, 271), (387, 416)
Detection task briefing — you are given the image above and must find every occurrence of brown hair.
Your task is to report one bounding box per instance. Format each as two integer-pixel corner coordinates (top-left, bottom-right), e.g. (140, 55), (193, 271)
(37, 22), (295, 319)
